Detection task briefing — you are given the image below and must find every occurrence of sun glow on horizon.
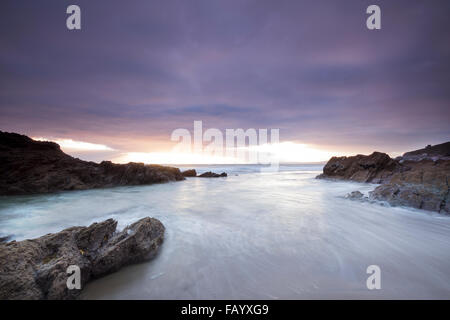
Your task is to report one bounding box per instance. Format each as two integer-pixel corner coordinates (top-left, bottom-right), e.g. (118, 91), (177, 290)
(113, 151), (240, 165)
(112, 141), (342, 165)
(32, 136), (346, 164)
(33, 137), (115, 152)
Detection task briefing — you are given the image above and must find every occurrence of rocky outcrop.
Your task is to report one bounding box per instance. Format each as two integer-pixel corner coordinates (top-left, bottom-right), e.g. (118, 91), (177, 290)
(401, 141), (450, 161)
(0, 235), (12, 243)
(369, 159), (450, 212)
(316, 152), (399, 183)
(0, 131), (184, 195)
(318, 143), (450, 214)
(181, 169), (197, 177)
(198, 171), (228, 178)
(345, 191), (365, 200)
(181, 169), (228, 178)
(0, 217), (164, 300)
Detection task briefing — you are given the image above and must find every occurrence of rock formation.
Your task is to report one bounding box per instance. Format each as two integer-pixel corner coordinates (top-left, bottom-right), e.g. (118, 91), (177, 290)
(181, 169), (228, 178)
(316, 152), (399, 183)
(0, 235), (12, 243)
(345, 191), (365, 200)
(0, 131), (184, 195)
(369, 159), (450, 213)
(198, 171), (228, 178)
(0, 217), (164, 300)
(318, 142), (450, 214)
(401, 141), (450, 161)
(181, 169), (197, 177)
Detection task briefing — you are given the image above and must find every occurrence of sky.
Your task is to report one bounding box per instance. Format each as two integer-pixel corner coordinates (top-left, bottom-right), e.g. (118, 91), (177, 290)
(1, 0), (449, 163)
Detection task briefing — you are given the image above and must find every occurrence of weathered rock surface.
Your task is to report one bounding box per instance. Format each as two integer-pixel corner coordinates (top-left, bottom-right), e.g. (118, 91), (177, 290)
(198, 171), (228, 178)
(0, 131), (184, 195)
(369, 159), (450, 212)
(345, 191), (365, 200)
(181, 169), (228, 178)
(0, 217), (164, 300)
(181, 169), (197, 177)
(318, 143), (450, 214)
(316, 152), (399, 183)
(401, 141), (450, 161)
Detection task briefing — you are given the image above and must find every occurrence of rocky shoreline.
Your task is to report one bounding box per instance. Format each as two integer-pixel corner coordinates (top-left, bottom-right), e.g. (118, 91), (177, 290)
(0, 217), (165, 299)
(317, 142), (450, 214)
(0, 132), (232, 300)
(0, 131), (229, 196)
(0, 131), (185, 195)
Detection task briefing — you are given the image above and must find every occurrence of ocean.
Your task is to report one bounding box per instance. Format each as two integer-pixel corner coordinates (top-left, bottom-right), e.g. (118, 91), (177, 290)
(1, 164), (450, 299)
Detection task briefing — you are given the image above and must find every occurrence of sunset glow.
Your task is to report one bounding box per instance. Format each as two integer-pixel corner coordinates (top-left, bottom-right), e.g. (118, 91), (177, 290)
(33, 137), (115, 152)
(112, 142), (341, 164)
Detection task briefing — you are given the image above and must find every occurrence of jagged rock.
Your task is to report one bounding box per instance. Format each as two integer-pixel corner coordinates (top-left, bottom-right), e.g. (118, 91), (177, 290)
(395, 142), (450, 163)
(369, 183), (446, 212)
(319, 142), (450, 214)
(0, 131), (184, 195)
(345, 191), (364, 200)
(371, 157), (450, 213)
(402, 142), (450, 159)
(0, 217), (164, 300)
(181, 169), (197, 177)
(316, 152), (398, 183)
(198, 171), (227, 178)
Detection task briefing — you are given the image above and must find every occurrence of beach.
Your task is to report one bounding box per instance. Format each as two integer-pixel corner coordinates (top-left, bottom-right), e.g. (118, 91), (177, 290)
(2, 164), (450, 299)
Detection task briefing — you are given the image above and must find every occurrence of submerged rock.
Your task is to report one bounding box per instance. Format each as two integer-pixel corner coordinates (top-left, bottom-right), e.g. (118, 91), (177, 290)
(198, 171), (227, 178)
(0, 131), (184, 195)
(0, 217), (164, 300)
(345, 191), (365, 200)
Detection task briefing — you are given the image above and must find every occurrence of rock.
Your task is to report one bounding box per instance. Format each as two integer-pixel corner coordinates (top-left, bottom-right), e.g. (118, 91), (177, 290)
(316, 152), (398, 183)
(370, 156), (450, 213)
(0, 217), (164, 300)
(402, 141), (450, 159)
(369, 183), (446, 212)
(345, 191), (364, 200)
(181, 169), (197, 177)
(395, 142), (450, 162)
(198, 171), (228, 178)
(0, 131), (185, 195)
(0, 235), (12, 243)
(319, 142), (450, 214)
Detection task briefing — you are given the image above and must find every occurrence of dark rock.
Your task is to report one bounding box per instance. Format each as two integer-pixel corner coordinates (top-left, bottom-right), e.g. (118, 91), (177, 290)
(0, 235), (12, 243)
(181, 169), (197, 177)
(0, 131), (185, 195)
(369, 158), (450, 213)
(0, 217), (164, 300)
(318, 141), (450, 214)
(369, 184), (445, 212)
(345, 191), (364, 200)
(198, 171), (227, 178)
(403, 141), (450, 158)
(317, 152), (398, 183)
(396, 142), (450, 162)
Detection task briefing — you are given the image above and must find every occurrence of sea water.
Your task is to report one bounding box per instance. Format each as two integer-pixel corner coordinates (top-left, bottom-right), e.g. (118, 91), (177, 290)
(1, 164), (449, 299)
